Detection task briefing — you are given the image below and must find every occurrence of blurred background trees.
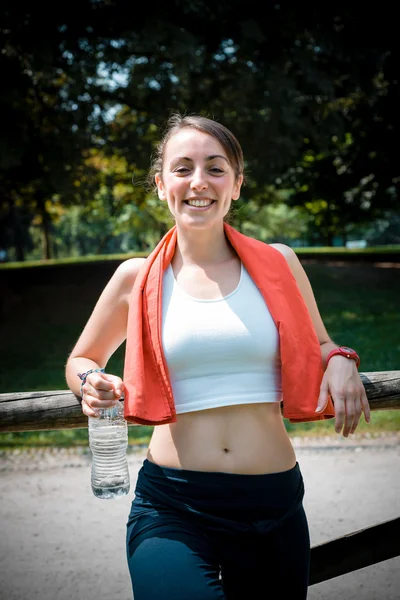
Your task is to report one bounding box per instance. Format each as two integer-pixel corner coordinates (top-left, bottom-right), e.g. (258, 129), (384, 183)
(1, 0), (398, 260)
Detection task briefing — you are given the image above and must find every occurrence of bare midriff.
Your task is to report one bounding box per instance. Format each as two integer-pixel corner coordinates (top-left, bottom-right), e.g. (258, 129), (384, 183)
(147, 402), (297, 475)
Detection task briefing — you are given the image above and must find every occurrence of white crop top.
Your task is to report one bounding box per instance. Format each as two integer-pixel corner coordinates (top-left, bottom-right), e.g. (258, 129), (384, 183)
(161, 263), (282, 414)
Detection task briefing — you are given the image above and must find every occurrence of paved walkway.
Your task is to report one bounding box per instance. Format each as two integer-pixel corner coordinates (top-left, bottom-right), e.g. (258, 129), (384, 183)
(1, 434), (399, 600)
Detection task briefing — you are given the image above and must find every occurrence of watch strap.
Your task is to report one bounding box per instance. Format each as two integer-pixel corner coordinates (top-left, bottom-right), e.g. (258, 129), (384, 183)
(326, 347), (360, 369)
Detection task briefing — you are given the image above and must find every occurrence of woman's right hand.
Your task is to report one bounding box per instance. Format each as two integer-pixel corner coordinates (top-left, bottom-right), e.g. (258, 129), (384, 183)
(81, 371), (124, 417)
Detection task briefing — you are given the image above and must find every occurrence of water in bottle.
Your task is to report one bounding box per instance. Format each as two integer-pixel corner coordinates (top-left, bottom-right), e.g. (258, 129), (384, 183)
(88, 402), (130, 499)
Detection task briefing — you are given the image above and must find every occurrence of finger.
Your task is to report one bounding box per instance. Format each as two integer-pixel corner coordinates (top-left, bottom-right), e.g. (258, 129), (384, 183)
(86, 376), (123, 400)
(349, 398), (363, 434)
(316, 376), (329, 413)
(87, 372), (115, 392)
(342, 397), (357, 437)
(100, 374), (125, 398)
(333, 397), (346, 435)
(82, 397), (119, 416)
(82, 382), (116, 402)
(81, 387), (119, 414)
(81, 396), (102, 418)
(360, 389), (371, 423)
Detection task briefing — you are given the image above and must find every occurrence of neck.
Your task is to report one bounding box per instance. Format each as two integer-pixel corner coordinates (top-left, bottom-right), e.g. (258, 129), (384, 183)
(174, 222), (235, 267)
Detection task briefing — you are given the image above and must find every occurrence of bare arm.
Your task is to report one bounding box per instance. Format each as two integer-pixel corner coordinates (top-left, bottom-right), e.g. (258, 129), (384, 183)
(65, 257), (146, 410)
(270, 243), (370, 435)
(270, 243), (339, 361)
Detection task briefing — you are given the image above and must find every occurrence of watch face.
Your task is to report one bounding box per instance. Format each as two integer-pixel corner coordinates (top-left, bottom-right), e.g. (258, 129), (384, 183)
(340, 346), (355, 354)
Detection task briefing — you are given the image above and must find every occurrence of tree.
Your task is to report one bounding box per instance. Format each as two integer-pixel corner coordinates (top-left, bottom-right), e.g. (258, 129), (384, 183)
(0, 1), (110, 258)
(1, 0), (398, 257)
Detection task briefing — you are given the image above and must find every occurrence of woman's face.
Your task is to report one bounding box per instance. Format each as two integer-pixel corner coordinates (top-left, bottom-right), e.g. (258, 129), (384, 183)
(155, 128), (243, 231)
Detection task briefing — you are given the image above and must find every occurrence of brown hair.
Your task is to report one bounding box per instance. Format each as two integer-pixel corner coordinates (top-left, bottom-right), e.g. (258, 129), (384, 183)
(147, 113), (245, 190)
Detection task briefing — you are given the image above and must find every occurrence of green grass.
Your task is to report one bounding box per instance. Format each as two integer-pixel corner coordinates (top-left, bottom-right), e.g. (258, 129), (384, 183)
(0, 260), (399, 448)
(0, 426), (153, 449)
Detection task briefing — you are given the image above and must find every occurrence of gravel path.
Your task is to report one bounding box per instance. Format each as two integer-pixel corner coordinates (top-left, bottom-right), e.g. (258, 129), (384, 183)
(1, 433), (399, 600)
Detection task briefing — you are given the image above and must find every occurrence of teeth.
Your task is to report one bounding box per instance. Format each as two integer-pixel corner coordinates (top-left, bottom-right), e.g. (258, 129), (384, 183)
(186, 200), (213, 207)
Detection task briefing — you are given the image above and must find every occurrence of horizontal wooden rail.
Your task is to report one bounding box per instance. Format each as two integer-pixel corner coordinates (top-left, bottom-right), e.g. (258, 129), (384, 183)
(0, 371), (399, 432)
(309, 517), (400, 585)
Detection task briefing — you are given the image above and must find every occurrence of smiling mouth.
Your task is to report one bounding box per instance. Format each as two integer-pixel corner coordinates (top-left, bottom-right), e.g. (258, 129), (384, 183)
(184, 199), (215, 208)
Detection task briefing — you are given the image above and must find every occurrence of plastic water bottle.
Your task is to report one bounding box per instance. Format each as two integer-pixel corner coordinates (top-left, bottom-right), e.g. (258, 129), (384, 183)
(88, 402), (130, 499)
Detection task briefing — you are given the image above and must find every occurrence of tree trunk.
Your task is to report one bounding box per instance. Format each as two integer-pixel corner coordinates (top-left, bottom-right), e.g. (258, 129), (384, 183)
(8, 200), (26, 261)
(37, 196), (52, 260)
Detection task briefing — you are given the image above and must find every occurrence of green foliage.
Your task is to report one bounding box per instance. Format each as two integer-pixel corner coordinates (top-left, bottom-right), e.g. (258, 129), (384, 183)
(229, 188), (311, 243)
(1, 2), (398, 260)
(1, 245), (399, 270)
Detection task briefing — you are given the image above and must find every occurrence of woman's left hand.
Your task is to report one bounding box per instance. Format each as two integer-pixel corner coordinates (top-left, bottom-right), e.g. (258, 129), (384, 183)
(316, 356), (371, 437)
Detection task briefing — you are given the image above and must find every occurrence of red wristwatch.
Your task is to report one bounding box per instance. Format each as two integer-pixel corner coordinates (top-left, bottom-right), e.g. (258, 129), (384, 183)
(326, 346), (360, 369)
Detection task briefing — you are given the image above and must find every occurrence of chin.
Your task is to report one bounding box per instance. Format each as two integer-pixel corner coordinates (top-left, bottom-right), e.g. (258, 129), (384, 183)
(178, 215), (221, 230)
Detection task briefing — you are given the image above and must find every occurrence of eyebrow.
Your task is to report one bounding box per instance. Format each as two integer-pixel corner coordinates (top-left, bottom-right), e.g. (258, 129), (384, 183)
(171, 154), (230, 164)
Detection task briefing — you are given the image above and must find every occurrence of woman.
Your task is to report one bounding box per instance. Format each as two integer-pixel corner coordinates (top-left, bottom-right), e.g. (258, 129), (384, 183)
(65, 113), (370, 599)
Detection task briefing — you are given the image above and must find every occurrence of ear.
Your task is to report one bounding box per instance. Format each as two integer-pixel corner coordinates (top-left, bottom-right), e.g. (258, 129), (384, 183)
(155, 174), (166, 201)
(232, 174), (243, 201)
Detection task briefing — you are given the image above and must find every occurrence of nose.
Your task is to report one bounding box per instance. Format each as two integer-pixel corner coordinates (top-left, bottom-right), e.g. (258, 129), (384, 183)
(190, 168), (208, 191)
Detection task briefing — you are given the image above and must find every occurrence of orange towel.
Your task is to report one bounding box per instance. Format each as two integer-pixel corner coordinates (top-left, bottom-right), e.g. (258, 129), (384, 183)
(123, 223), (335, 425)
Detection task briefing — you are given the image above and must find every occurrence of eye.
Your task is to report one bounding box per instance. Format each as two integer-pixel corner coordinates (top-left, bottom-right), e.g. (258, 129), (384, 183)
(209, 167), (225, 174)
(174, 167), (190, 174)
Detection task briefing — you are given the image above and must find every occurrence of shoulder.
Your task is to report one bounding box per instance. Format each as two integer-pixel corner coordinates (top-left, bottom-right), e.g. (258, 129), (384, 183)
(116, 256), (147, 277)
(111, 257), (147, 297)
(268, 243), (297, 264)
(267, 243), (311, 291)
(267, 243), (305, 280)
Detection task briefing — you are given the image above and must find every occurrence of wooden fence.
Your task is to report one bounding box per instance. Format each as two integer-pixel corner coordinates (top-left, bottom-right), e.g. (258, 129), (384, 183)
(1, 368), (399, 587)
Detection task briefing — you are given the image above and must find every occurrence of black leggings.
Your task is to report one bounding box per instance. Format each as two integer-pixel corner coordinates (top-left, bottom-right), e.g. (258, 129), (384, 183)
(126, 459), (310, 599)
